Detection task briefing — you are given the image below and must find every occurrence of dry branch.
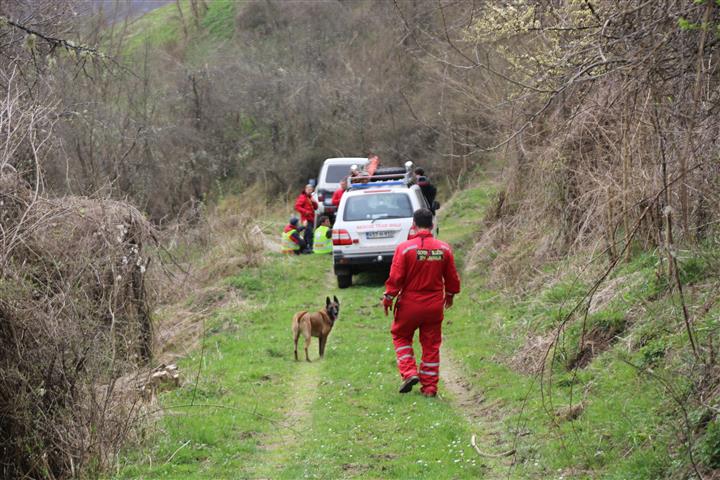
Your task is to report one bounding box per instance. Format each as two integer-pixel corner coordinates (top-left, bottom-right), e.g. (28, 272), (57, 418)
(470, 433), (516, 458)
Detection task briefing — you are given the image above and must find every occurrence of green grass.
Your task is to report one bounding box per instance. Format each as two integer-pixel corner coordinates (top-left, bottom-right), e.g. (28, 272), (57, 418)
(117, 178), (720, 478)
(123, 2), (184, 56)
(116, 255), (490, 478)
(201, 0), (236, 40)
(122, 0), (239, 59)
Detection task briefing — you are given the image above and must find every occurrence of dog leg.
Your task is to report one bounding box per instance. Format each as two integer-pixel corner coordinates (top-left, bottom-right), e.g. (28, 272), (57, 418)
(304, 333), (312, 362)
(300, 320), (312, 362)
(293, 324), (300, 361)
(319, 335), (327, 358)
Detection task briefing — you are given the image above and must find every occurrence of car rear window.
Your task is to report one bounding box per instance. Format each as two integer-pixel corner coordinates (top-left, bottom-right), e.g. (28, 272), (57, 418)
(343, 193), (414, 221)
(324, 165), (354, 183)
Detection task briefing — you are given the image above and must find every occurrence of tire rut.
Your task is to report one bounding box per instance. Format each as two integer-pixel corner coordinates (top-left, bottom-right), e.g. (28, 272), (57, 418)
(441, 348), (516, 478)
(251, 259), (334, 477)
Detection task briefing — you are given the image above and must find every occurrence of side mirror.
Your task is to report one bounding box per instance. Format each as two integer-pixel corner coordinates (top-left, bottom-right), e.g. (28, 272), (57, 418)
(432, 201), (440, 211)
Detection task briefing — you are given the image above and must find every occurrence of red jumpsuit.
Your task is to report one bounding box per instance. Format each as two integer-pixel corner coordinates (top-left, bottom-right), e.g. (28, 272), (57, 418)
(384, 230), (460, 395)
(331, 187), (344, 207)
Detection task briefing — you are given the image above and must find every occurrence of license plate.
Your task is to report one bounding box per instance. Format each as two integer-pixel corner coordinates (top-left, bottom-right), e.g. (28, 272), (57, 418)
(366, 231), (393, 239)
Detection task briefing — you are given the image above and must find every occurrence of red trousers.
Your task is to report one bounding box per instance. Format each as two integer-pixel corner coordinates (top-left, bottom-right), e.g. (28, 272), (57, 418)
(391, 292), (443, 394)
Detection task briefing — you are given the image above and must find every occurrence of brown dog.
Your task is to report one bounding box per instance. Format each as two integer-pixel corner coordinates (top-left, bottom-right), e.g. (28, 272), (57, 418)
(292, 296), (340, 362)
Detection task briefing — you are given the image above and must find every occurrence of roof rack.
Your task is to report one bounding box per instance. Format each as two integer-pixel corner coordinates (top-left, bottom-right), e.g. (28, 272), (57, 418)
(347, 161), (415, 190)
(349, 180), (407, 189)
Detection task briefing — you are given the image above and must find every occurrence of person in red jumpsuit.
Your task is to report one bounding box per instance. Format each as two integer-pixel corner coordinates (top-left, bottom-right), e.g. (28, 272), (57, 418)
(382, 208), (460, 397)
(331, 178), (347, 207)
(294, 184), (318, 253)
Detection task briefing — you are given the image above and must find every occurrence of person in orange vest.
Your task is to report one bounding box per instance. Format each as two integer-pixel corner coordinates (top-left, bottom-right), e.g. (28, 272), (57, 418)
(294, 184), (318, 253)
(382, 208), (461, 397)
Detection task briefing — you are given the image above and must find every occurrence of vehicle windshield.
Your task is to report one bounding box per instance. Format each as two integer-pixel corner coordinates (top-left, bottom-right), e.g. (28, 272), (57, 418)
(343, 193), (414, 221)
(324, 165), (354, 184)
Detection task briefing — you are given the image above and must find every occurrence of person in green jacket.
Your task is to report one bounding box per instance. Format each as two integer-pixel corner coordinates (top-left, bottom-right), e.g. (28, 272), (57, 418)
(313, 216), (333, 254)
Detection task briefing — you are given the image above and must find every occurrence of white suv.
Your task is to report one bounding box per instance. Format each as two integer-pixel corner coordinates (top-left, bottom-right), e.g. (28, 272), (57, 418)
(313, 157), (369, 225)
(331, 165), (434, 288)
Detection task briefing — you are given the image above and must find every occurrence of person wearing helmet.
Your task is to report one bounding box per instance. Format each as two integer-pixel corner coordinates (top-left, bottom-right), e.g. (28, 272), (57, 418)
(281, 216), (306, 255)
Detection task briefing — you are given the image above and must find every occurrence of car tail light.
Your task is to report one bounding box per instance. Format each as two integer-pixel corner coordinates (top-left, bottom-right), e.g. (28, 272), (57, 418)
(332, 229), (353, 246)
(407, 226), (418, 239)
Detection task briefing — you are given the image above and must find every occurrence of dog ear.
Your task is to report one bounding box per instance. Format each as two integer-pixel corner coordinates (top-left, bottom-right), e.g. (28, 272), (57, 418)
(326, 296), (331, 306)
(333, 295), (339, 304)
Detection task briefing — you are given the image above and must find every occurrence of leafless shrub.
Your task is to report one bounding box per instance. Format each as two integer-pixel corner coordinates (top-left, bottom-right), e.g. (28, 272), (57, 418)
(0, 59), (157, 477)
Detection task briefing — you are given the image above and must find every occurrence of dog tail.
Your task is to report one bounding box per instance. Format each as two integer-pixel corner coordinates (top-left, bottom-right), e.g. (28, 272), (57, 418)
(292, 311), (309, 327)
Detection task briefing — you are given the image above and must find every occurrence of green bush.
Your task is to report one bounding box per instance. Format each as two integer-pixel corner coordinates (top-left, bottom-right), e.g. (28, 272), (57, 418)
(700, 418), (720, 468)
(639, 339), (666, 367)
(677, 255), (708, 285)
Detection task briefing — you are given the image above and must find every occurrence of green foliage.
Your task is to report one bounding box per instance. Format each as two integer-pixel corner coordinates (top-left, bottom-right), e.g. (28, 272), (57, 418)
(123, 3), (183, 55)
(201, 0), (236, 40)
(677, 254), (709, 285)
(638, 339), (667, 367)
(679, 17), (700, 31)
(700, 418), (720, 468)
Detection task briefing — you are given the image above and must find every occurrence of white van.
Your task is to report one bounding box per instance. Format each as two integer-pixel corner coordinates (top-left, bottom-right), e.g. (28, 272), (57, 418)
(331, 165), (435, 288)
(313, 157), (369, 225)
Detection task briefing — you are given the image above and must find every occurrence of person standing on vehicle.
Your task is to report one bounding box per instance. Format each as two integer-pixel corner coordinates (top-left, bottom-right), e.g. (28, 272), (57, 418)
(382, 208), (460, 397)
(313, 216), (333, 254)
(294, 184), (318, 253)
(414, 168), (437, 212)
(282, 217), (305, 255)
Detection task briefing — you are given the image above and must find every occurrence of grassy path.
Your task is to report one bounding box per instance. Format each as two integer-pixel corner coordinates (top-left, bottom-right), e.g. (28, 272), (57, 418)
(117, 178), (692, 479)
(116, 247), (504, 478)
(252, 359), (321, 477)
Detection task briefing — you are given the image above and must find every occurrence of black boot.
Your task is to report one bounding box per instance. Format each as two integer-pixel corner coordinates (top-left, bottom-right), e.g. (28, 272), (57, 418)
(398, 375), (419, 393)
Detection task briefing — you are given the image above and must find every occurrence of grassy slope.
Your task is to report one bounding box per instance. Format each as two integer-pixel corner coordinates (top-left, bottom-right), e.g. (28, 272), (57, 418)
(122, 0), (236, 59)
(440, 178), (720, 478)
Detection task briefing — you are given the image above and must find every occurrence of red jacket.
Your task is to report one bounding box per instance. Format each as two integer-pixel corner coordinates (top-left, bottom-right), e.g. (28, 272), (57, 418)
(284, 224), (302, 245)
(331, 188), (344, 207)
(385, 230), (460, 299)
(294, 192), (318, 223)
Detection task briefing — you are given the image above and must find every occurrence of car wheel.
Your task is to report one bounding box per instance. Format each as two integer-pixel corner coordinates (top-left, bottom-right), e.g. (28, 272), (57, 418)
(337, 273), (352, 289)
